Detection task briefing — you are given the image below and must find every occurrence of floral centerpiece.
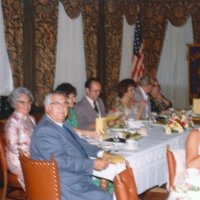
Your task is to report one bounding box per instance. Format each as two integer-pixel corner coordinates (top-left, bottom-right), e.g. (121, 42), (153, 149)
(164, 110), (194, 134)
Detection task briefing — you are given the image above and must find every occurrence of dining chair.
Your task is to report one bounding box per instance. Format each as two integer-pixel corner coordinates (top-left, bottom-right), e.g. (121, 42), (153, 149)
(19, 153), (61, 200)
(113, 167), (138, 200)
(166, 145), (176, 189)
(166, 145), (186, 189)
(0, 134), (26, 200)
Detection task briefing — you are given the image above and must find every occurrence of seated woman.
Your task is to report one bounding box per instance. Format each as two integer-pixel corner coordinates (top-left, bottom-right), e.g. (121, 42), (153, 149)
(150, 80), (172, 114)
(108, 79), (145, 127)
(168, 129), (200, 199)
(4, 87), (36, 188)
(55, 83), (101, 138)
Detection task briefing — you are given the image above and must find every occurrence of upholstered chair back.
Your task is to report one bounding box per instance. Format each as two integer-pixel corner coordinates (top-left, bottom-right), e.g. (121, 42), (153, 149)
(19, 153), (61, 200)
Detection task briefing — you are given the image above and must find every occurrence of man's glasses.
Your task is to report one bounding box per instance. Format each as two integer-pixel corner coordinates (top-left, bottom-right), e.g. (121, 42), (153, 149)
(89, 89), (101, 94)
(17, 100), (32, 105)
(50, 101), (68, 107)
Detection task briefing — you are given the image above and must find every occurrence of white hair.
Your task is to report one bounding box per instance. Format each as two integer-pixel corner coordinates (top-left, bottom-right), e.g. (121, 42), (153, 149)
(43, 92), (66, 106)
(8, 87), (34, 108)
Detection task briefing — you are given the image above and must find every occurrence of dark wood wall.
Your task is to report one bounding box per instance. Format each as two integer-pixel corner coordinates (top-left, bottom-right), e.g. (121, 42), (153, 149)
(2, 0), (200, 109)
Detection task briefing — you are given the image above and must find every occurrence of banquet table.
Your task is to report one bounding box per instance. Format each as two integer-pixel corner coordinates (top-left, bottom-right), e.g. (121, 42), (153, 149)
(92, 123), (194, 194)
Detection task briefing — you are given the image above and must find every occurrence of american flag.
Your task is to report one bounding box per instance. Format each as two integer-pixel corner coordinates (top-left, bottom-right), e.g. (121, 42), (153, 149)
(131, 15), (145, 83)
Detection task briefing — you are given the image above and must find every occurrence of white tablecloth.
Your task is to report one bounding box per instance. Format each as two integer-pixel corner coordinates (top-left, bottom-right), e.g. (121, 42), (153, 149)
(93, 124), (192, 194)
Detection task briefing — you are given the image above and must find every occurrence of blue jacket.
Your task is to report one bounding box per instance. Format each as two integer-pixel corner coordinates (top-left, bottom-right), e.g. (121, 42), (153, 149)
(30, 115), (112, 200)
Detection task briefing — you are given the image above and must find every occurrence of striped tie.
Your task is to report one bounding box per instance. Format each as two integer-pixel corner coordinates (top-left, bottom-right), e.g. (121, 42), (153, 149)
(93, 101), (99, 114)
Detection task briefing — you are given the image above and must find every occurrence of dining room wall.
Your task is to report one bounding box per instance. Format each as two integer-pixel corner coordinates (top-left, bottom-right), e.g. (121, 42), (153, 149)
(1, 0), (200, 110)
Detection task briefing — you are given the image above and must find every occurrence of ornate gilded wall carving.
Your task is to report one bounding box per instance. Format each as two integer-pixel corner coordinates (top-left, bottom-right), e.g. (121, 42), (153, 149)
(139, 2), (168, 77)
(104, 0), (124, 109)
(60, 0), (81, 19)
(191, 3), (200, 44)
(33, 0), (59, 106)
(2, 0), (24, 87)
(82, 0), (99, 78)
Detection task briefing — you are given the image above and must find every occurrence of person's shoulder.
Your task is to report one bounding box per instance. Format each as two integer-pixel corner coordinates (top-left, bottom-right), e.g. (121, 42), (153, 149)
(34, 116), (58, 136)
(76, 97), (87, 106)
(34, 115), (51, 129)
(188, 129), (200, 141)
(4, 112), (20, 128)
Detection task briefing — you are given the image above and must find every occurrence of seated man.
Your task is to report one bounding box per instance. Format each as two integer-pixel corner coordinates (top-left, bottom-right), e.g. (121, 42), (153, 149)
(75, 78), (106, 130)
(134, 75), (154, 119)
(30, 91), (113, 200)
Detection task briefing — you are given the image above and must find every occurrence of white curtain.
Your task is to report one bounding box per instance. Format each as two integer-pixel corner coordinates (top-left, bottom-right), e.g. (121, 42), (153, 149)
(157, 17), (193, 109)
(119, 16), (135, 81)
(54, 2), (86, 101)
(0, 0), (13, 96)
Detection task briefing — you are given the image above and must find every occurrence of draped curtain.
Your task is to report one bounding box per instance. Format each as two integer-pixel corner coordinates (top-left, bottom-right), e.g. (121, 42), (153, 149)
(0, 0), (13, 95)
(54, 2), (86, 101)
(33, 0), (58, 106)
(119, 16), (134, 81)
(157, 17), (193, 109)
(2, 0), (24, 87)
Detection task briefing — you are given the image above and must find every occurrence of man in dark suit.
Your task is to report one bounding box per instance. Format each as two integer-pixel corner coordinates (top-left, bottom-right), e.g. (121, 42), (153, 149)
(30, 91), (113, 200)
(75, 78), (106, 130)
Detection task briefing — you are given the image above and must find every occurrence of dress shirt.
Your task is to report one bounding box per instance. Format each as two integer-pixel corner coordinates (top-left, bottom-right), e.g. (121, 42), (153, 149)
(138, 87), (149, 119)
(86, 96), (101, 117)
(138, 86), (148, 100)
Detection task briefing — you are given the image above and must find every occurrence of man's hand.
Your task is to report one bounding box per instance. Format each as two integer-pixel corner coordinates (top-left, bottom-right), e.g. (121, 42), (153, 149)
(94, 158), (110, 171)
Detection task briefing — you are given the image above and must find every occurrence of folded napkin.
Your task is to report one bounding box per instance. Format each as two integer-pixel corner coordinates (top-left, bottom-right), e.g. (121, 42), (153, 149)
(93, 162), (126, 181)
(106, 113), (124, 122)
(109, 155), (125, 164)
(127, 120), (144, 129)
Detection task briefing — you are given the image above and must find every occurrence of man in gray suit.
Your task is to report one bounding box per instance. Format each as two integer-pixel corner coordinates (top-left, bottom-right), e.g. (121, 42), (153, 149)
(134, 75), (154, 119)
(75, 78), (106, 130)
(30, 91), (113, 200)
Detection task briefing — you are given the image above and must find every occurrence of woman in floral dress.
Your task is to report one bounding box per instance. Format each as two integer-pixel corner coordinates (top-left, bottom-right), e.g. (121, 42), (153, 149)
(4, 87), (36, 188)
(109, 79), (145, 127)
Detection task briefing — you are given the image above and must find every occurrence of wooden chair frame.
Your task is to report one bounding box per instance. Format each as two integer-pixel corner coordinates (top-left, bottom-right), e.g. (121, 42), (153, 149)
(19, 153), (61, 200)
(0, 135), (26, 200)
(166, 145), (177, 189)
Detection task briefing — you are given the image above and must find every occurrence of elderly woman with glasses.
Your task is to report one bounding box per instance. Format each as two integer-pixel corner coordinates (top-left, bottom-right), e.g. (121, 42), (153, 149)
(150, 79), (172, 114)
(4, 87), (36, 188)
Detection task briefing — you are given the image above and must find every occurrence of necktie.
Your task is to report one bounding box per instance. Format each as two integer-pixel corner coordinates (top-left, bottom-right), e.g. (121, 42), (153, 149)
(63, 125), (87, 157)
(93, 101), (99, 114)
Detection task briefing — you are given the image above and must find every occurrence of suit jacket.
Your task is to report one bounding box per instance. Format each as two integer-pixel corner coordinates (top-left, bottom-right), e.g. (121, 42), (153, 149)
(134, 86), (151, 119)
(75, 97), (106, 129)
(30, 115), (112, 200)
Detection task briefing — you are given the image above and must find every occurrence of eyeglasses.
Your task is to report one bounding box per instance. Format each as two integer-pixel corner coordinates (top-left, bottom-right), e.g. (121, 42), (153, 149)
(50, 101), (68, 107)
(90, 89), (101, 94)
(17, 100), (32, 105)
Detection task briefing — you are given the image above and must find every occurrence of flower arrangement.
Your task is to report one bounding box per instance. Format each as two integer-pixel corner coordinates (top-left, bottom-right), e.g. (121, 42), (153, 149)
(164, 111), (194, 134)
